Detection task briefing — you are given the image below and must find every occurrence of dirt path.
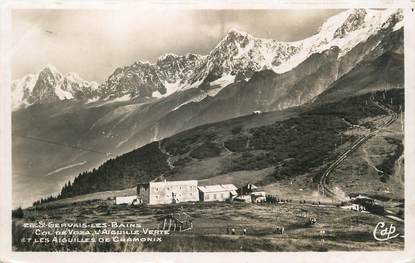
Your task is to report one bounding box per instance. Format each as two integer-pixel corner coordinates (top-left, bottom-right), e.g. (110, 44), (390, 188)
(318, 97), (398, 200)
(222, 141), (233, 155)
(158, 141), (175, 169)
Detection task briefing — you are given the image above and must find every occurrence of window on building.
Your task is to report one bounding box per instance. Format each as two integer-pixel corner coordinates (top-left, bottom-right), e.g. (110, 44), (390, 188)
(213, 194), (217, 199)
(221, 193), (224, 199)
(206, 194), (209, 200)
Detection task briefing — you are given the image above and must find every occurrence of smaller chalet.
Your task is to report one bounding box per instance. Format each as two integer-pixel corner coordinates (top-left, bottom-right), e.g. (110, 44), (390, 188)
(250, 191), (267, 203)
(198, 184), (238, 202)
(351, 195), (385, 214)
(236, 184), (267, 203)
(237, 183), (259, 195)
(115, 195), (141, 205)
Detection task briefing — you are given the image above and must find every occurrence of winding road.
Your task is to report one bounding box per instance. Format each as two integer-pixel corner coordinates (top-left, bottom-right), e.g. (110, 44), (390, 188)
(318, 96), (398, 200)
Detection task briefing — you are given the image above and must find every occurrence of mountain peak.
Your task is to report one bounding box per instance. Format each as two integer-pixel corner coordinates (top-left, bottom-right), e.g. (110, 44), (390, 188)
(227, 27), (248, 36)
(12, 66), (99, 110)
(224, 28), (253, 41)
(333, 9), (367, 38)
(210, 27), (254, 52)
(42, 64), (60, 74)
(158, 53), (180, 62)
(157, 52), (205, 64)
(132, 60), (154, 67)
(318, 8), (401, 40)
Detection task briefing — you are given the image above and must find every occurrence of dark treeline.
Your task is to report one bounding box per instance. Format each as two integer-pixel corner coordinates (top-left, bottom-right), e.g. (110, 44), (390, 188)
(34, 142), (170, 206)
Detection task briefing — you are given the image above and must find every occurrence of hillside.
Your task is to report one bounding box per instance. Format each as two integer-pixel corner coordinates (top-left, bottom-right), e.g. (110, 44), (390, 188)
(47, 50), (404, 203)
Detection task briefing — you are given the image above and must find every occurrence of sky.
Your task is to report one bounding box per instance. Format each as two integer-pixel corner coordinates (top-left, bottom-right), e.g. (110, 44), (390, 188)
(11, 8), (343, 83)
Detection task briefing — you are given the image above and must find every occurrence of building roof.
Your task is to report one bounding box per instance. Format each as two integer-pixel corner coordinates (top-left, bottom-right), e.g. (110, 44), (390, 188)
(198, 184), (237, 193)
(149, 180), (198, 186)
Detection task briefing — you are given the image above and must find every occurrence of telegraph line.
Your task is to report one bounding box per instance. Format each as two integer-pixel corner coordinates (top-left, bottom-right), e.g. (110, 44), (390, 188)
(13, 134), (109, 156)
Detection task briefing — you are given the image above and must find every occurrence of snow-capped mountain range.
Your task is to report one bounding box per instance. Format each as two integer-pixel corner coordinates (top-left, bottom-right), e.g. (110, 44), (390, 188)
(12, 64), (99, 110)
(11, 8), (403, 111)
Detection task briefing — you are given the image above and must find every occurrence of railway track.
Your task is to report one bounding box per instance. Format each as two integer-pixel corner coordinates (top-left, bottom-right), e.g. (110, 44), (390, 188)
(318, 97), (398, 200)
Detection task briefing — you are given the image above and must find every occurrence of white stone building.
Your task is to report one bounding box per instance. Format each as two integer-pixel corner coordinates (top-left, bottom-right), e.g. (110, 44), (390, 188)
(137, 180), (199, 205)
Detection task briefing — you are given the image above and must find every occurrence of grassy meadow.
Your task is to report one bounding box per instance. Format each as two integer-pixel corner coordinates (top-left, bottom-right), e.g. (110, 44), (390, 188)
(12, 200), (404, 252)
